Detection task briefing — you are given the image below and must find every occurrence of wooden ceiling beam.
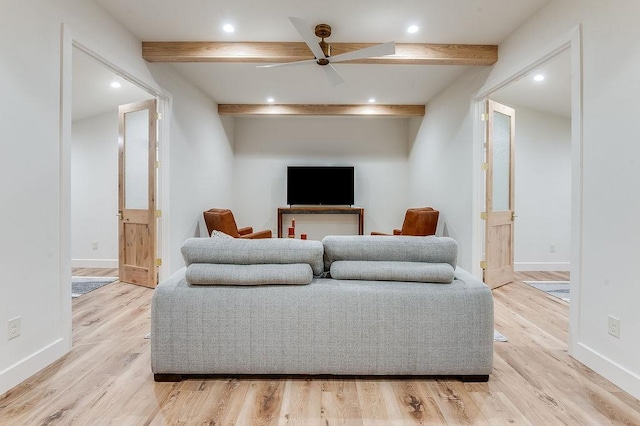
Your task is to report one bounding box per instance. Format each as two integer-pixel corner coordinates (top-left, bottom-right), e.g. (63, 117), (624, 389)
(142, 41), (497, 66)
(217, 104), (426, 117)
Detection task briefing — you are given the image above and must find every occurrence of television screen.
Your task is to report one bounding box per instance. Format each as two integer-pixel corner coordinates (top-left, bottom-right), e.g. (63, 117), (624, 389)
(287, 166), (354, 206)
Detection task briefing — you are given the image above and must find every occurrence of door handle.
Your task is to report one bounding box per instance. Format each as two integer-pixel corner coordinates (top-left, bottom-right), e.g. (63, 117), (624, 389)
(117, 211), (123, 220)
(511, 212), (518, 221)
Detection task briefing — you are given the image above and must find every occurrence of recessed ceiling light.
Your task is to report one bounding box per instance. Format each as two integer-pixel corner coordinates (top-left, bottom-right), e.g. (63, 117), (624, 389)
(110, 82), (121, 88)
(407, 25), (419, 34)
(368, 98), (376, 103)
(266, 97), (275, 103)
(223, 24), (235, 33)
(533, 74), (545, 82)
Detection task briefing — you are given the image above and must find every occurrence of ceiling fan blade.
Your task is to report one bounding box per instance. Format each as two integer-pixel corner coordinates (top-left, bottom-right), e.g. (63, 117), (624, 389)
(257, 59), (316, 68)
(288, 16), (327, 60)
(329, 41), (396, 63)
(323, 64), (345, 87)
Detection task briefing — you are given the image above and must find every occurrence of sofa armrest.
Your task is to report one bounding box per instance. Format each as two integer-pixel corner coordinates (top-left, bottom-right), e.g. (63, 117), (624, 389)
(393, 229), (402, 235)
(240, 229), (273, 239)
(370, 231), (390, 236)
(238, 226), (254, 235)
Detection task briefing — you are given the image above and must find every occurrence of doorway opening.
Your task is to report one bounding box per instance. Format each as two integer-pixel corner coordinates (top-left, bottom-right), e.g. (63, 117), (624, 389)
(68, 43), (170, 299)
(472, 27), (583, 353)
(70, 47), (154, 290)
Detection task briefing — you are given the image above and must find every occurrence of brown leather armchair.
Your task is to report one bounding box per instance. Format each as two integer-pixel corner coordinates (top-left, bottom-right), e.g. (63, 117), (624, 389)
(203, 208), (272, 239)
(371, 207), (439, 236)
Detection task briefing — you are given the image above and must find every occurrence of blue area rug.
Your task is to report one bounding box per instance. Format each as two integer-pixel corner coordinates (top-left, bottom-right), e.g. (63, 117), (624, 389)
(72, 276), (118, 298)
(523, 281), (570, 302)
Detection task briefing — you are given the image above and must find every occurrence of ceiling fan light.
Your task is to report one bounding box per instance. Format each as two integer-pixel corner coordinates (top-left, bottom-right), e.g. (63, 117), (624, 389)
(407, 25), (419, 34)
(223, 24), (235, 33)
(533, 74), (545, 81)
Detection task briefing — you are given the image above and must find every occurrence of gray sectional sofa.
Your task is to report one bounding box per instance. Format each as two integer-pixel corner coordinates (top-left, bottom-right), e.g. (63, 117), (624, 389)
(151, 235), (494, 382)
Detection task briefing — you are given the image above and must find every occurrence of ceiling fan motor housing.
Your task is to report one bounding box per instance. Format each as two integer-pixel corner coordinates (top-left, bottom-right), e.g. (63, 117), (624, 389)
(315, 24), (332, 63)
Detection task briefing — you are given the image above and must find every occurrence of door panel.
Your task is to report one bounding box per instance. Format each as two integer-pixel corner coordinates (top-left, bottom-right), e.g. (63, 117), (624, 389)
(484, 100), (515, 289)
(118, 99), (158, 288)
(123, 108), (150, 210)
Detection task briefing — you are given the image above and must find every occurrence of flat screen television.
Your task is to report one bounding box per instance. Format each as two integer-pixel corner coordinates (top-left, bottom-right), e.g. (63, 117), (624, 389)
(287, 166), (354, 206)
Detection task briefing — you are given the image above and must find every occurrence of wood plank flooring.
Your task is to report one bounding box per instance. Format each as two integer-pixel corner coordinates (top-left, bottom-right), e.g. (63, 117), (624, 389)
(1, 271), (640, 425)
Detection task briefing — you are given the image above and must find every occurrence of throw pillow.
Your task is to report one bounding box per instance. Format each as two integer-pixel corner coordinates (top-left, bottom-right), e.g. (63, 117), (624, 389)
(210, 230), (233, 239)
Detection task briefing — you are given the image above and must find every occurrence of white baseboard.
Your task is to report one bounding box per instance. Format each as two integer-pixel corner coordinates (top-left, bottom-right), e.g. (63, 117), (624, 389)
(515, 261), (570, 272)
(0, 338), (69, 396)
(71, 259), (118, 268)
(573, 342), (640, 400)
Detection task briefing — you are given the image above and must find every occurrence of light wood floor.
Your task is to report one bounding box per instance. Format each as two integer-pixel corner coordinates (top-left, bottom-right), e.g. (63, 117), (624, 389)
(1, 271), (640, 425)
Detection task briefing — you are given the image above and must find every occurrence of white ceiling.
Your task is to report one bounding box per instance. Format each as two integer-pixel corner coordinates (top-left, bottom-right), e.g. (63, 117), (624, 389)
(97, 0), (550, 44)
(72, 49), (152, 121)
(491, 49), (571, 118)
(76, 0), (569, 119)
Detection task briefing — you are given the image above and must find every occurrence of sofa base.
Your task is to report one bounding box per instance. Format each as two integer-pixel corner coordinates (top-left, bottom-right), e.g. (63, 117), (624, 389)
(151, 267), (494, 380)
(154, 374), (184, 382)
(153, 373), (490, 383)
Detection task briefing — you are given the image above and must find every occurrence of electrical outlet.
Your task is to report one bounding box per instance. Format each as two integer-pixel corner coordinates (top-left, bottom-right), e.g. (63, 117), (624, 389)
(8, 317), (21, 340)
(608, 315), (620, 338)
(92, 241), (99, 250)
(550, 244), (557, 253)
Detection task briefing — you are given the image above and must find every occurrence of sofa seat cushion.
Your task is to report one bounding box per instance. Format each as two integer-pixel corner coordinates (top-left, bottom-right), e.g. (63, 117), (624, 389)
(181, 237), (324, 276)
(330, 260), (454, 283)
(186, 263), (313, 286)
(322, 235), (458, 271)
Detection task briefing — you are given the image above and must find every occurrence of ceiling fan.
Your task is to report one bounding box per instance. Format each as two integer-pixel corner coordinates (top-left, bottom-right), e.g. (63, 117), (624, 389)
(258, 17), (396, 87)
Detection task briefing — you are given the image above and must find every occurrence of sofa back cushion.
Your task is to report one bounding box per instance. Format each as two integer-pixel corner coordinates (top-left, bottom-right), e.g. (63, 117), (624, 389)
(181, 237), (325, 276)
(322, 235), (457, 271)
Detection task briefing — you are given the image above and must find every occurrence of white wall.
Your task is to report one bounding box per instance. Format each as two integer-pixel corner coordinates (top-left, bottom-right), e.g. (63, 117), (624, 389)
(407, 68), (492, 272)
(478, 0), (640, 399)
(71, 112), (119, 268)
(233, 117), (410, 239)
(0, 0), (164, 395)
(509, 105), (571, 271)
(148, 64), (235, 270)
